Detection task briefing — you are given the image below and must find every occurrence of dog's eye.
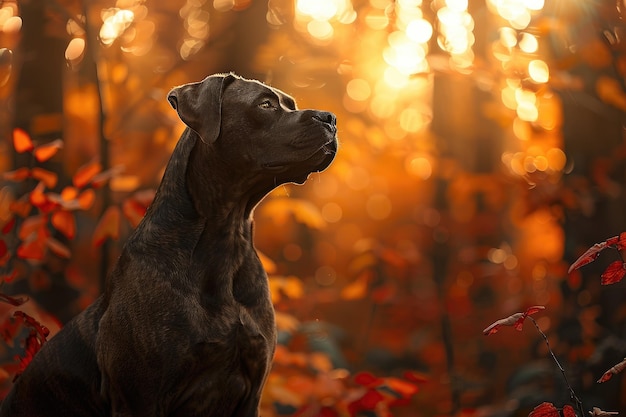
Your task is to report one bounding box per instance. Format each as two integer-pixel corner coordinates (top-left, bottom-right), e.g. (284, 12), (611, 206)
(258, 100), (276, 110)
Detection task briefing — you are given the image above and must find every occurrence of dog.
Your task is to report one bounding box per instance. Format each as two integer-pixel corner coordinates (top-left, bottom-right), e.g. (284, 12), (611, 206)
(0, 73), (337, 416)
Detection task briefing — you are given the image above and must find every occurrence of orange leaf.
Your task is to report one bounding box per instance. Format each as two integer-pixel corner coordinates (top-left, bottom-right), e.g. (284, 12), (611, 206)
(402, 370), (428, 384)
(3, 167), (31, 182)
(13, 128), (34, 153)
(9, 197), (31, 218)
(46, 237), (71, 259)
(269, 276), (304, 300)
(31, 168), (58, 189)
(91, 165), (125, 189)
(384, 377), (420, 398)
(60, 186), (78, 201)
(33, 139), (63, 162)
(93, 206), (121, 246)
(77, 189), (96, 210)
(18, 215), (45, 240)
(122, 197), (147, 228)
(51, 211), (76, 239)
(341, 272), (370, 300)
(29, 182), (56, 212)
(73, 160), (102, 188)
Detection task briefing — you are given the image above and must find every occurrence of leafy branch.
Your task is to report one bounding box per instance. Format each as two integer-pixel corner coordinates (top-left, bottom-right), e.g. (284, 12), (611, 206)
(483, 232), (626, 416)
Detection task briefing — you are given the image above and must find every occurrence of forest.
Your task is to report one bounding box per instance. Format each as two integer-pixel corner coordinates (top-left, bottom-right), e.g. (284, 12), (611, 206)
(0, 0), (625, 415)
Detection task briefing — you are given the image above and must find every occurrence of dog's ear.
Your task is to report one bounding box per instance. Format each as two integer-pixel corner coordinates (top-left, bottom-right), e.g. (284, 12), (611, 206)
(167, 74), (235, 143)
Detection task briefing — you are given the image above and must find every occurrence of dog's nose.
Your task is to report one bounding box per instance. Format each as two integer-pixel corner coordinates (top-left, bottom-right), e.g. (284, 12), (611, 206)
(313, 111), (337, 131)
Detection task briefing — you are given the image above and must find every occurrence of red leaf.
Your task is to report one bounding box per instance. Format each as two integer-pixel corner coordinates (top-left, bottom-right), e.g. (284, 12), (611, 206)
(17, 239), (45, 261)
(51, 211), (76, 239)
(348, 389), (385, 415)
(484, 306), (545, 335)
(93, 206), (121, 246)
(597, 357), (626, 383)
(12, 128), (34, 153)
(33, 139), (63, 162)
(568, 241), (611, 274)
(18, 215), (45, 240)
(402, 370), (428, 384)
(0, 240), (6, 258)
(562, 405), (576, 417)
(14, 311), (50, 340)
(0, 292), (27, 306)
(122, 197), (147, 228)
(29, 182), (59, 213)
(1, 270), (19, 283)
(483, 312), (524, 335)
(354, 371), (384, 387)
(514, 305), (546, 331)
(600, 261), (626, 285)
(11, 311), (49, 381)
(528, 402), (559, 417)
(597, 371), (613, 383)
(2, 217), (16, 234)
(319, 407), (339, 417)
(617, 232), (626, 250)
(524, 305), (546, 316)
(73, 160), (102, 188)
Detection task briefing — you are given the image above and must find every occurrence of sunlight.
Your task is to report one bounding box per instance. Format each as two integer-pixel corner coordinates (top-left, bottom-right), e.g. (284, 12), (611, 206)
(65, 37), (86, 65)
(0, 3), (21, 34)
(346, 78), (371, 102)
(499, 27), (518, 48)
(528, 59), (549, 83)
(294, 0), (354, 40)
(100, 8), (135, 46)
(518, 32), (538, 53)
(406, 19), (433, 44)
(436, 2), (475, 69)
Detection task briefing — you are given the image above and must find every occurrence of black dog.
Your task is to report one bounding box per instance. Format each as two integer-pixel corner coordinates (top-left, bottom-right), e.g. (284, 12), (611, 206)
(0, 73), (337, 417)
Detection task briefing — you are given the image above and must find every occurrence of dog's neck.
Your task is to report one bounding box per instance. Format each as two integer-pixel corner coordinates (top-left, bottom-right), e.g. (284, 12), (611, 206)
(123, 128), (268, 305)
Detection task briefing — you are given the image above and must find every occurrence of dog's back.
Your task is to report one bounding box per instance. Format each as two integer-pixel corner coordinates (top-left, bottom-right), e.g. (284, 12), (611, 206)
(0, 299), (108, 417)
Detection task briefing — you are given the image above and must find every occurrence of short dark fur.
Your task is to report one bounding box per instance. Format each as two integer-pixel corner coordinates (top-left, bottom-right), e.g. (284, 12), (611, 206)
(0, 73), (337, 417)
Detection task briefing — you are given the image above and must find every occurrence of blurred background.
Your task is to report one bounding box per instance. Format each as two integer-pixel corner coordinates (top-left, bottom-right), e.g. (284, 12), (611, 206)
(0, 0), (625, 415)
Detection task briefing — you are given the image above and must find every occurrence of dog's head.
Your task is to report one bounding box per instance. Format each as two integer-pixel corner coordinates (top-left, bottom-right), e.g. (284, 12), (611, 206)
(167, 73), (337, 186)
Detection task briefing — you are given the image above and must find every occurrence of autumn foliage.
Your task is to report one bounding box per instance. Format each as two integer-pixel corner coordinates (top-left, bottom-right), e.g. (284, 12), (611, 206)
(482, 232), (626, 416)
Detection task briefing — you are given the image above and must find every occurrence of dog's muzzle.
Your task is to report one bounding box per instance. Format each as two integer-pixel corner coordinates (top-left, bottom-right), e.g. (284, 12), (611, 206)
(313, 111), (337, 135)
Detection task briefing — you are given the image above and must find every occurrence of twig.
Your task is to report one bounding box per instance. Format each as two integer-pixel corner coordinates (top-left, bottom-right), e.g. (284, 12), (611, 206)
(528, 316), (585, 416)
